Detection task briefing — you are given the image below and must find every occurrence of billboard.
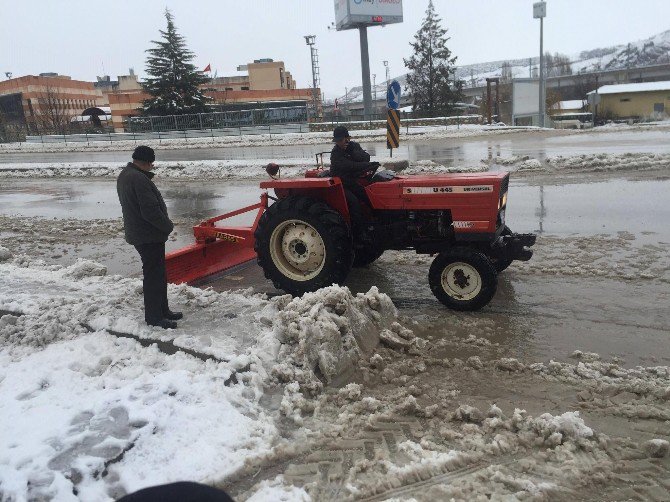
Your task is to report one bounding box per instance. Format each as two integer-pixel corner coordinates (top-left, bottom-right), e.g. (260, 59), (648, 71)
(334, 0), (403, 31)
(512, 78), (540, 117)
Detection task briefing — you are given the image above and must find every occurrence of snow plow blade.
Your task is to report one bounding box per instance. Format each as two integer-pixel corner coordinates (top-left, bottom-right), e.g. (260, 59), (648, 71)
(165, 195), (268, 285)
(165, 233), (256, 285)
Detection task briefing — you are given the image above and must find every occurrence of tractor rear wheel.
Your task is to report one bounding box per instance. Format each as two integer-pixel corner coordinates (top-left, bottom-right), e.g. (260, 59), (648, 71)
(352, 246), (384, 267)
(489, 226), (514, 272)
(254, 196), (353, 296)
(428, 248), (498, 311)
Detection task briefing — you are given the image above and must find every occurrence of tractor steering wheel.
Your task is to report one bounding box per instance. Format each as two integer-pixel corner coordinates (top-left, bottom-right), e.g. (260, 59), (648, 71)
(363, 162), (380, 181)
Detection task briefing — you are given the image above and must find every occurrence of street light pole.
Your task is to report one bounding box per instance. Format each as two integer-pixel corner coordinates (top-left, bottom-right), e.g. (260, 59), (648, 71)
(533, 1), (547, 127)
(383, 60), (390, 87)
(304, 35), (321, 120)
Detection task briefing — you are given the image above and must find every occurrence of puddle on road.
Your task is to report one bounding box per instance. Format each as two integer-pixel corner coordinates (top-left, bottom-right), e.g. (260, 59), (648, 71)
(2, 176), (670, 242)
(0, 178), (262, 222)
(505, 177), (670, 241)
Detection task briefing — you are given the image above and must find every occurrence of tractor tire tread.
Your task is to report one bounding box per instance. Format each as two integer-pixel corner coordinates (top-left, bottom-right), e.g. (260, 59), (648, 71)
(428, 247), (498, 311)
(255, 196), (353, 296)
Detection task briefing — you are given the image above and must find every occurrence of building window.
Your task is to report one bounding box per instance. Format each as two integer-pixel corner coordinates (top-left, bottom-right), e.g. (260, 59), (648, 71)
(620, 98), (631, 102)
(225, 87), (233, 91)
(654, 102), (665, 113)
(241, 86), (249, 90)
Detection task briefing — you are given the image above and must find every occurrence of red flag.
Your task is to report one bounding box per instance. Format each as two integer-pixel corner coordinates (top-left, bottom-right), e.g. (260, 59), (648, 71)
(203, 64), (211, 72)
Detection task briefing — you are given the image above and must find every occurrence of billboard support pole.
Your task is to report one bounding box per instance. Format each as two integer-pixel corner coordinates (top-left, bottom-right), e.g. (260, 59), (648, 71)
(359, 26), (373, 120)
(539, 15), (544, 127)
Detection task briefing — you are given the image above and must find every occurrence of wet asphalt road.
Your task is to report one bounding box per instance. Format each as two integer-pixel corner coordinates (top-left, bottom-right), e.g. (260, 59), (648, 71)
(1, 173), (668, 366)
(3, 128), (670, 167)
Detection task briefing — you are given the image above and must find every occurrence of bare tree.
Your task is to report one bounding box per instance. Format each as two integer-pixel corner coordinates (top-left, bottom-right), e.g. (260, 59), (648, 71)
(32, 82), (74, 134)
(0, 108), (8, 142)
(545, 53), (573, 77)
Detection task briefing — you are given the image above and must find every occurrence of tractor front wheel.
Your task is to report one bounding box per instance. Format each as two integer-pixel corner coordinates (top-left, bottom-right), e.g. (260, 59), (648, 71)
(254, 196), (353, 296)
(428, 248), (498, 311)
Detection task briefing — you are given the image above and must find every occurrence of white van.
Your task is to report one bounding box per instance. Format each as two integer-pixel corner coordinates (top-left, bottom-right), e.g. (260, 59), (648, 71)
(552, 112), (594, 129)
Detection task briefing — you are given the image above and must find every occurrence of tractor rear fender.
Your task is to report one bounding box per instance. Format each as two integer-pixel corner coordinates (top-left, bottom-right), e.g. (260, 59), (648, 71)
(260, 177), (351, 223)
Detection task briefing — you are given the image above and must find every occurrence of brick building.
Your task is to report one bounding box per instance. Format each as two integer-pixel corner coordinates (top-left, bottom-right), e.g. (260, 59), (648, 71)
(106, 59), (317, 132)
(0, 74), (104, 133)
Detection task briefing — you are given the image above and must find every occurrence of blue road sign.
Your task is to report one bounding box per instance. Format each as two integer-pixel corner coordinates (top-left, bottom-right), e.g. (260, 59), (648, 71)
(387, 80), (401, 110)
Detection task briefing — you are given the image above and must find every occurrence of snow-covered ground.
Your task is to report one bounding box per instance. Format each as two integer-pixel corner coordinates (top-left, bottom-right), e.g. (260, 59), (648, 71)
(1, 151), (668, 180)
(2, 229), (669, 500)
(0, 251), (400, 500)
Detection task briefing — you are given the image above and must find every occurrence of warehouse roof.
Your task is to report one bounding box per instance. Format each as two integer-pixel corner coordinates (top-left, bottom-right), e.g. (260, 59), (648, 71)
(589, 81), (670, 95)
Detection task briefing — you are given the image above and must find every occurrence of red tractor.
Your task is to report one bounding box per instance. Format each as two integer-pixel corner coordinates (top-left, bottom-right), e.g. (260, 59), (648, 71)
(166, 160), (535, 311)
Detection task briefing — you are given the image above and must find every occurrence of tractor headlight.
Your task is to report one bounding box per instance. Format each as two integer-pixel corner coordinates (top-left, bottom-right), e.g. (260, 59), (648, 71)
(499, 191), (508, 210)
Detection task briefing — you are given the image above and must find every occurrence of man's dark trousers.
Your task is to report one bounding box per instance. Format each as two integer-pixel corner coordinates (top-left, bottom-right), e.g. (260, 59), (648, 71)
(134, 242), (169, 323)
(343, 181), (371, 238)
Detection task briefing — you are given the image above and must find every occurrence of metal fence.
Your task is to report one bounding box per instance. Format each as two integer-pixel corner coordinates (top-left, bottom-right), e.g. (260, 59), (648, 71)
(24, 122), (311, 145)
(126, 106), (309, 133)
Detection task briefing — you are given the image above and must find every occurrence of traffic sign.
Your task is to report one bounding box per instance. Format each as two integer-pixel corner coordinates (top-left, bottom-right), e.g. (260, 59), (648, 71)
(387, 109), (400, 152)
(387, 80), (401, 110)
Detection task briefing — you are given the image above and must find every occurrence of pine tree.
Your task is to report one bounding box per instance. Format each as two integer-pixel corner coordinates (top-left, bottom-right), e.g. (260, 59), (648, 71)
(404, 1), (464, 117)
(142, 9), (210, 116)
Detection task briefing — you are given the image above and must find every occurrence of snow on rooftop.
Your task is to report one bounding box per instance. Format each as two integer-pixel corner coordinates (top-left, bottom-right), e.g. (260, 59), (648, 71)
(591, 81), (670, 95)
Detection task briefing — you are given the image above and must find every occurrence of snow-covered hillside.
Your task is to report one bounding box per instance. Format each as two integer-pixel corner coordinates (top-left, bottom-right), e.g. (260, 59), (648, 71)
(333, 29), (670, 104)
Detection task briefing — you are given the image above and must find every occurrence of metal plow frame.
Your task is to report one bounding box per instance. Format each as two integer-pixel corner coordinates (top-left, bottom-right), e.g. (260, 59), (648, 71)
(166, 193), (269, 285)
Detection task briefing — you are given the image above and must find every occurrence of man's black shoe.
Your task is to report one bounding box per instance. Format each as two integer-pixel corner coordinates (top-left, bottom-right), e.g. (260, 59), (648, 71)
(164, 310), (183, 321)
(147, 319), (178, 329)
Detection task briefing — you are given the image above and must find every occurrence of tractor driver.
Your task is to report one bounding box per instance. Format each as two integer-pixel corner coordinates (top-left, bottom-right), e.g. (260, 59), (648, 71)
(330, 126), (379, 243)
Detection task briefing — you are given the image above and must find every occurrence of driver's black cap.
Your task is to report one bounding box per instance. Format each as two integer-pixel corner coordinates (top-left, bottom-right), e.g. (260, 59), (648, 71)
(333, 126), (351, 142)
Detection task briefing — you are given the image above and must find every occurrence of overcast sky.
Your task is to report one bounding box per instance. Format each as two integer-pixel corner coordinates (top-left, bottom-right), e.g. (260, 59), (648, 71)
(2, 0), (669, 98)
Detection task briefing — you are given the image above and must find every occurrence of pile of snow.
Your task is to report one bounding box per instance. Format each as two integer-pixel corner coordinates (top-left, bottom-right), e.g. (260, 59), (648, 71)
(0, 159), (312, 180)
(488, 152), (670, 174)
(545, 152), (670, 172)
(0, 215), (123, 238)
(519, 234), (670, 284)
(270, 286), (398, 424)
(0, 245), (11, 262)
(313, 402), (608, 500)
(401, 159), (487, 175)
(0, 158), (489, 179)
(483, 352), (670, 422)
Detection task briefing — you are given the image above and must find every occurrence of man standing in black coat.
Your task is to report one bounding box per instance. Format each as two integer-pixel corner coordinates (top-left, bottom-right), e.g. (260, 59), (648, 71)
(330, 126), (379, 241)
(117, 146), (182, 329)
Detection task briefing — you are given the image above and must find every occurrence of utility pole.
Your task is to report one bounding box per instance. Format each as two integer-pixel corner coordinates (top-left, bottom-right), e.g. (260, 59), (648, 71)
(304, 35), (321, 120)
(534, 1), (547, 127)
(383, 60), (390, 87)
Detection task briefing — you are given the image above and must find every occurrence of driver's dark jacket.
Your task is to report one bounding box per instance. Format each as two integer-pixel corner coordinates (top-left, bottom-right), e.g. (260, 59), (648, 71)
(330, 141), (373, 182)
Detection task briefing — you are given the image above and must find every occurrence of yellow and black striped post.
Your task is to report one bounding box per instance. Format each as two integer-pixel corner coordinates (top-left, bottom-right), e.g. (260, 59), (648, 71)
(386, 109), (400, 156)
